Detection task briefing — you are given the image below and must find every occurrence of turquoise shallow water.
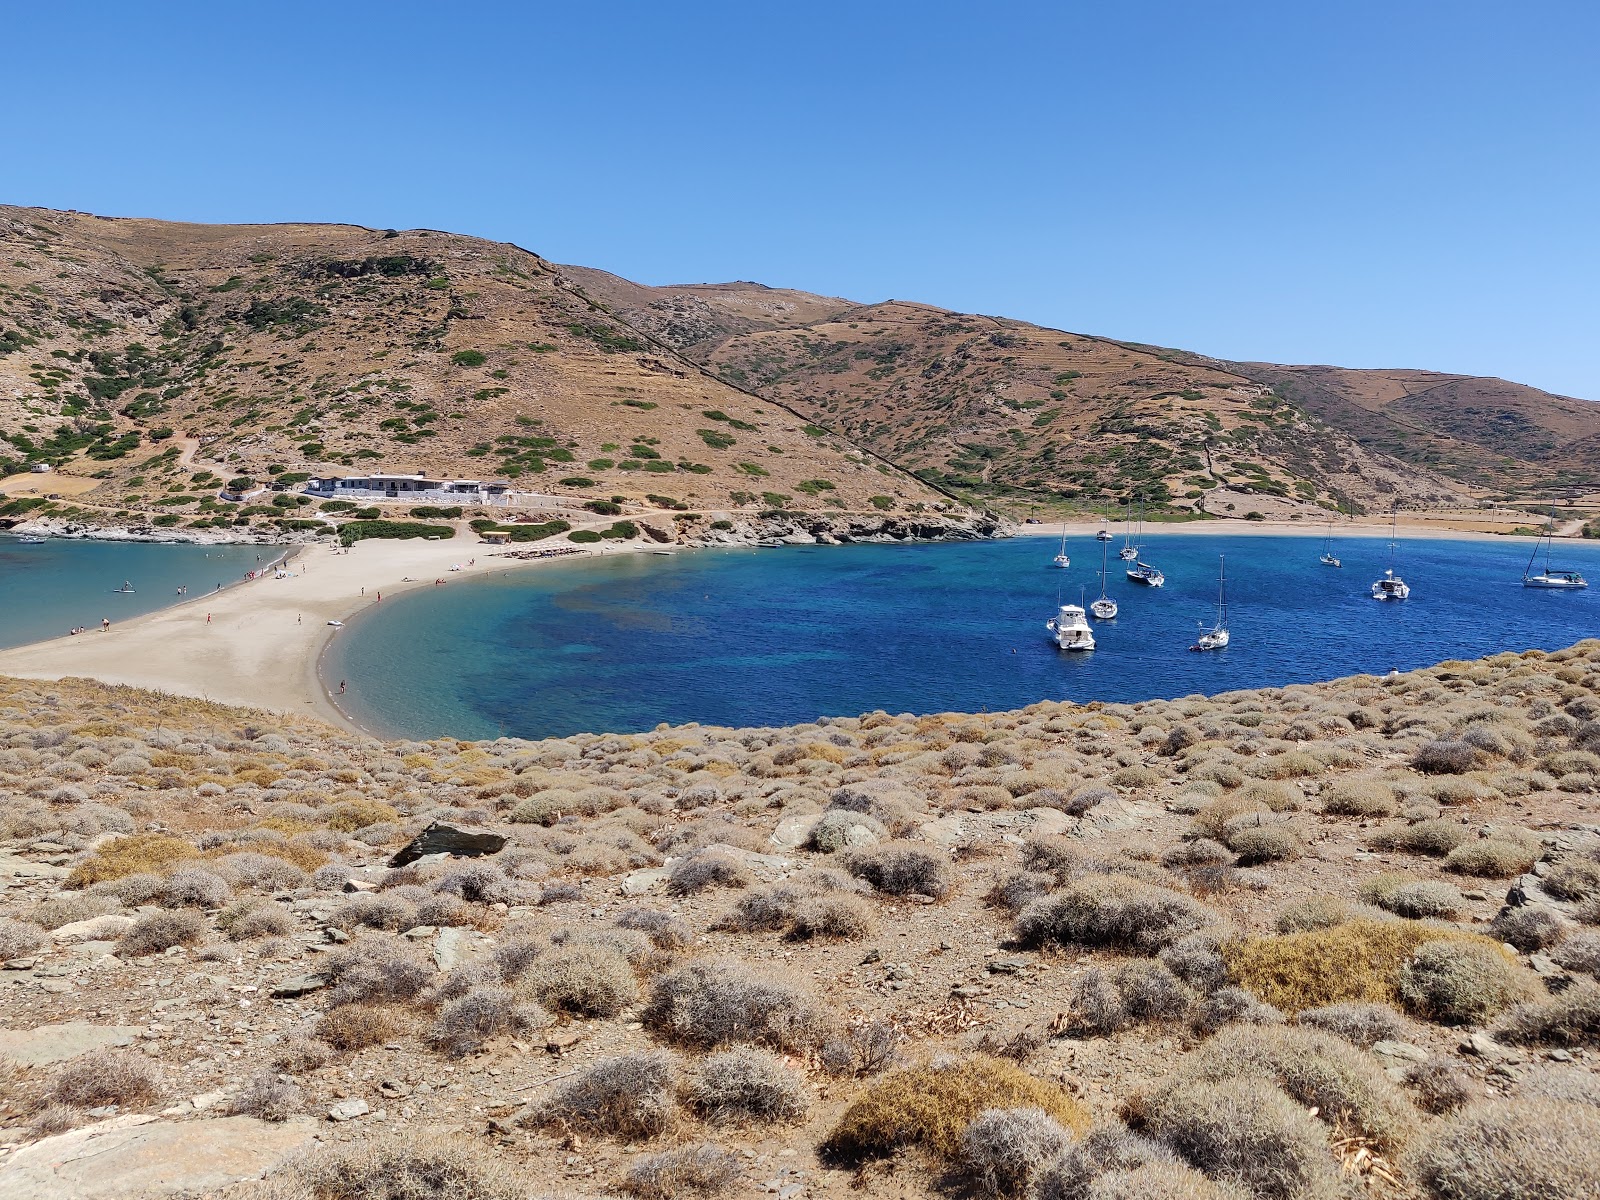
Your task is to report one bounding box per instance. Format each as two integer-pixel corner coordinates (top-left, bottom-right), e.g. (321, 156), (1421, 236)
(0, 536), (276, 649)
(323, 532), (1600, 741)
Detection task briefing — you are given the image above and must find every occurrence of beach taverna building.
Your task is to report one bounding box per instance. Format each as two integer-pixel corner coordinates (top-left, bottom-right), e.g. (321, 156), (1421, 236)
(304, 474), (512, 503)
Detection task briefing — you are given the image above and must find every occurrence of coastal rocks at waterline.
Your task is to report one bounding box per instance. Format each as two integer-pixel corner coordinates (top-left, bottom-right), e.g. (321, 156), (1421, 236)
(682, 509), (1012, 548)
(4, 517), (296, 546)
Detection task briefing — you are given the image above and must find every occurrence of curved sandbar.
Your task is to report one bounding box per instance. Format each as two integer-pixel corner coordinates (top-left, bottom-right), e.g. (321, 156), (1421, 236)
(0, 528), (649, 733)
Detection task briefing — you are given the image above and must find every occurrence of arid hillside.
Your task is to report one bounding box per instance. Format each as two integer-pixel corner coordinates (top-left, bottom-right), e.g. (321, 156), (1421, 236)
(0, 208), (954, 537)
(574, 271), (1600, 517)
(1, 643), (1598, 1198)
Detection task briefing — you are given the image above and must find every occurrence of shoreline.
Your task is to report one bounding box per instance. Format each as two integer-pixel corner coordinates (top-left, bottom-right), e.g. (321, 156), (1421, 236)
(1, 522), (1589, 741)
(1013, 516), (1569, 544)
(0, 528), (662, 736)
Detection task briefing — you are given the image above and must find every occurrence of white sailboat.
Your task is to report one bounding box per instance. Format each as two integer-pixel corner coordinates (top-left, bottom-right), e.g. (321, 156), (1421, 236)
(1047, 597), (1096, 651)
(1090, 537), (1118, 619)
(1523, 509), (1588, 589)
(1119, 499), (1138, 561)
(1051, 524), (1070, 569)
(1319, 515), (1341, 568)
(1124, 501), (1163, 585)
(1371, 511), (1410, 600)
(1095, 527), (1113, 542)
(1191, 555), (1230, 650)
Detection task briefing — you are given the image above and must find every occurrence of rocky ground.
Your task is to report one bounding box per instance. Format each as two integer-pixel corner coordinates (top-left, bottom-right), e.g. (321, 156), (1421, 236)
(1, 643), (1598, 1199)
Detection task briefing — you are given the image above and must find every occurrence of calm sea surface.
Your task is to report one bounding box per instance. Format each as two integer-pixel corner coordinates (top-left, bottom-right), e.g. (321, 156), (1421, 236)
(0, 536), (274, 649)
(322, 533), (1600, 741)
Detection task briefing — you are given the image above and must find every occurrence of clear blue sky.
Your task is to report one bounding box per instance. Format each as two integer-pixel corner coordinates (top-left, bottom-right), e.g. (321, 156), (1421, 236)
(7, 2), (1598, 398)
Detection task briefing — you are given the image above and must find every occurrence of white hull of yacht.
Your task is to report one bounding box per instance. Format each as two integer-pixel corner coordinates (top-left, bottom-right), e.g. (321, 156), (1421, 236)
(1047, 605), (1096, 651)
(1090, 598), (1118, 620)
(1523, 573), (1587, 590)
(1127, 563), (1164, 587)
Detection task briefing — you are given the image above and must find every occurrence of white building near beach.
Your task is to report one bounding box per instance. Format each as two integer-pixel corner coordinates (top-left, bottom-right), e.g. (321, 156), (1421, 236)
(303, 474), (513, 503)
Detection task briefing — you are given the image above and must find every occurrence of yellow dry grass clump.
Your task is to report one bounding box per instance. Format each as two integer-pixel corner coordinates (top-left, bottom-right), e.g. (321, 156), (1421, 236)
(1221, 918), (1517, 1013)
(824, 1054), (1089, 1159)
(67, 833), (199, 886)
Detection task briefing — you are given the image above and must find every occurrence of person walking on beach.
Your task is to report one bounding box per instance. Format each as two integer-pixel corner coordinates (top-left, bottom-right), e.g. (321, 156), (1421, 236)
(297, 614), (302, 624)
(206, 613), (211, 624)
(339, 680), (347, 694)
(100, 617), (110, 632)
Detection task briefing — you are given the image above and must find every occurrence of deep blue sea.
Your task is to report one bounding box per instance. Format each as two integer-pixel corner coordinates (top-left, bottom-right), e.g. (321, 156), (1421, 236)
(322, 533), (1600, 741)
(0, 536), (274, 649)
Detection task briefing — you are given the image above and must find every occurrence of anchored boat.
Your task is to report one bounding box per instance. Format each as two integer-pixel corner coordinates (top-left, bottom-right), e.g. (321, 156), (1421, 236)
(1047, 602), (1096, 651)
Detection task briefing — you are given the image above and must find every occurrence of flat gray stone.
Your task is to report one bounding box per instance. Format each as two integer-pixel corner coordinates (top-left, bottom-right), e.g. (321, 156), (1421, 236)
(1372, 1040), (1430, 1063)
(0, 1021), (141, 1067)
(0, 1114), (317, 1199)
(268, 973), (326, 999)
(327, 1098), (369, 1122)
(770, 813), (819, 850)
(918, 815), (965, 845)
(433, 926), (481, 973)
(50, 915), (135, 943)
(621, 867), (670, 896)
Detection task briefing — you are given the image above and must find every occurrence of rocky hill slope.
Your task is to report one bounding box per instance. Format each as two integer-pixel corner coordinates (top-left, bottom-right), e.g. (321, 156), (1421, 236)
(572, 271), (1600, 516)
(0, 208), (957, 539)
(0, 643), (1598, 1198)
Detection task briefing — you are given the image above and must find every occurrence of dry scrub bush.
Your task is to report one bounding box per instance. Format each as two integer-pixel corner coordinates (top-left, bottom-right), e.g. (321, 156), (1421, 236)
(258, 1129), (534, 1200)
(1490, 907), (1567, 952)
(117, 909), (205, 955)
(272, 1036), (332, 1073)
(50, 1052), (159, 1108)
(1412, 739), (1481, 775)
(1273, 896), (1352, 934)
(844, 841), (953, 897)
(1033, 1123), (1182, 1200)
(1014, 876), (1214, 955)
(1372, 819), (1472, 857)
(1552, 931), (1600, 977)
(322, 798), (399, 832)
(432, 862), (515, 904)
(1135, 1078), (1344, 1200)
(1022, 834), (1085, 882)
(429, 986), (544, 1057)
(229, 1072), (304, 1121)
(1496, 980), (1600, 1047)
(532, 1051), (676, 1140)
(642, 960), (823, 1051)
(67, 833), (198, 886)
(219, 902), (295, 940)
(0, 917), (44, 961)
(159, 867), (231, 908)
(1191, 986), (1286, 1036)
(520, 943), (636, 1017)
(1397, 940), (1538, 1025)
(1383, 881), (1464, 920)
(1320, 778), (1398, 817)
(1406, 1057), (1474, 1115)
(1169, 1023), (1414, 1147)
(683, 1046), (808, 1123)
(668, 849), (752, 896)
(1220, 919), (1511, 1013)
(1444, 838), (1539, 878)
(316, 1003), (408, 1052)
(1411, 1098), (1600, 1200)
(960, 1106), (1073, 1197)
(1518, 1064), (1600, 1107)
(1223, 825), (1302, 865)
(1294, 1002), (1410, 1048)
(1082, 1162), (1245, 1200)
(823, 1055), (1088, 1160)
(788, 894), (874, 940)
(806, 808), (887, 852)
(616, 907), (694, 950)
(820, 1019), (902, 1078)
(622, 1144), (740, 1200)
(327, 894), (417, 933)
(322, 937), (434, 1006)
(1543, 858), (1600, 901)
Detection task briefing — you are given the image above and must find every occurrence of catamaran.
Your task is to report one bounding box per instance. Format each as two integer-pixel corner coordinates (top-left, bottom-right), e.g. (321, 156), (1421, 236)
(1523, 510), (1588, 589)
(1119, 500), (1138, 561)
(1047, 600), (1096, 651)
(1051, 524), (1070, 569)
(1090, 536), (1118, 619)
(1191, 555), (1230, 650)
(1371, 512), (1409, 600)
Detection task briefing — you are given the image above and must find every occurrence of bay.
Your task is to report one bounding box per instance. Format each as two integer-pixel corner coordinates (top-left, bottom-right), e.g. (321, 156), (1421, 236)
(0, 536), (275, 649)
(323, 533), (1600, 741)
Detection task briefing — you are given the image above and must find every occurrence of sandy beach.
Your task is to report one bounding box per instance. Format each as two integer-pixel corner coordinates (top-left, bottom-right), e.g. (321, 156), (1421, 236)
(0, 527), (648, 734)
